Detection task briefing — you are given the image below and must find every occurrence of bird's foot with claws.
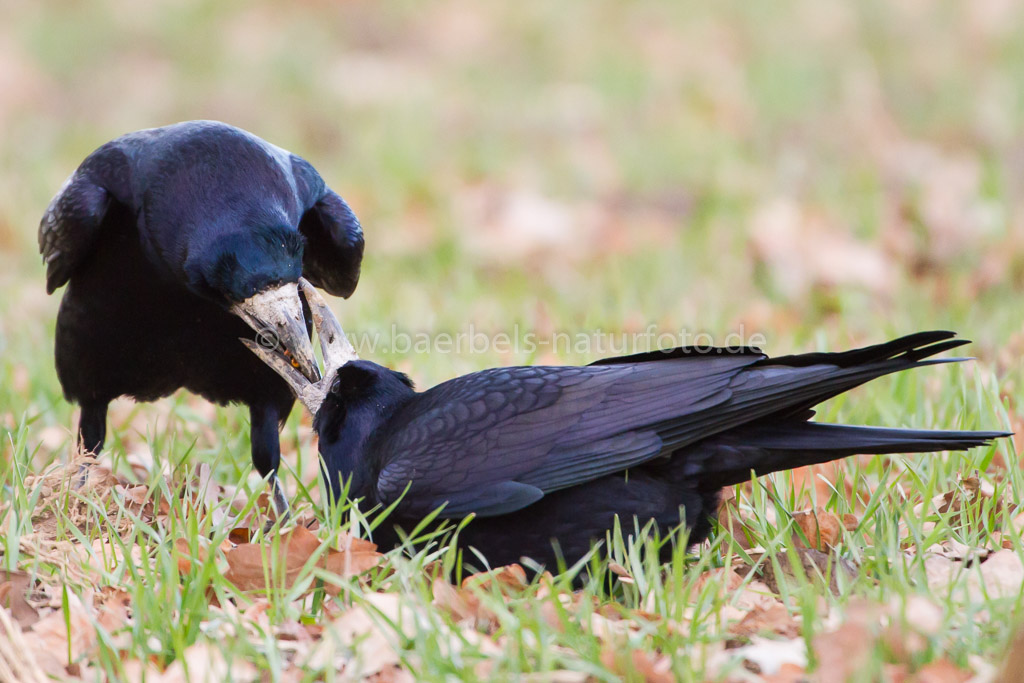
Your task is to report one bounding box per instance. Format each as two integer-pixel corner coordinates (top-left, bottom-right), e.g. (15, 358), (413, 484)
(262, 474), (292, 534)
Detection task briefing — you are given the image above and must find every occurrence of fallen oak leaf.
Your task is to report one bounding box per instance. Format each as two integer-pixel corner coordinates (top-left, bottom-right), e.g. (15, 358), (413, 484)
(608, 562), (635, 584)
(730, 636), (807, 677)
(26, 590), (96, 679)
(810, 601), (879, 683)
(0, 570), (41, 628)
(913, 658), (972, 683)
(94, 586), (132, 637)
(432, 577), (484, 624)
(970, 550), (1024, 599)
(321, 532), (383, 595)
(307, 593), (414, 678)
(762, 662), (807, 683)
(147, 641), (259, 683)
(884, 663), (910, 682)
(925, 549), (1024, 599)
(600, 645), (675, 683)
(0, 605), (50, 683)
(793, 508), (843, 550)
(996, 624), (1024, 683)
(727, 603), (800, 643)
(762, 547), (859, 596)
(366, 665), (416, 683)
(173, 537), (209, 574)
(228, 527), (253, 545)
(275, 619), (321, 642)
(224, 526), (382, 594)
(461, 563), (528, 593)
(989, 532), (1014, 550)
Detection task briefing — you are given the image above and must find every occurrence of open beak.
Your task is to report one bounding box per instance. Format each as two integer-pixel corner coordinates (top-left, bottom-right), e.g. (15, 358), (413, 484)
(231, 282), (321, 383)
(241, 278), (358, 416)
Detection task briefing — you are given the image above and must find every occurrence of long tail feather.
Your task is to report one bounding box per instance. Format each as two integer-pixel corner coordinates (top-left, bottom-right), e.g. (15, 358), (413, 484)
(693, 422), (1010, 490)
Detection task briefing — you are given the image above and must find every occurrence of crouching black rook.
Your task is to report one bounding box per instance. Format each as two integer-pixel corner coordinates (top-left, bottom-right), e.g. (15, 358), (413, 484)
(247, 280), (1009, 569)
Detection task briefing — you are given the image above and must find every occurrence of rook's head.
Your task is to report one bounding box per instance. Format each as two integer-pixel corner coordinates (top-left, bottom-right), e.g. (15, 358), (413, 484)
(188, 226), (320, 382)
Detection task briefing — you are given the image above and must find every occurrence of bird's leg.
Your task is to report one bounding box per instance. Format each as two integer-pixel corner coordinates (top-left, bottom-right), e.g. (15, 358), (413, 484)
(269, 475), (291, 529)
(75, 401), (108, 488)
(250, 403), (291, 530)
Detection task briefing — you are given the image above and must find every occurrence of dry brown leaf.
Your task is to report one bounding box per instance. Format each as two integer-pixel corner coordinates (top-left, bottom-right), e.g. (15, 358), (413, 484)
(228, 527), (253, 545)
(913, 658), (972, 683)
(94, 586), (132, 637)
(716, 494), (757, 551)
(916, 475), (1004, 538)
(925, 549), (1024, 599)
(736, 580), (783, 614)
(140, 641), (260, 683)
(885, 662), (910, 682)
(762, 662), (808, 682)
(883, 596), (981, 676)
(0, 571), (41, 628)
(730, 636), (808, 676)
(926, 538), (989, 563)
(973, 550), (1024, 598)
(0, 606), (50, 683)
(26, 458), (132, 542)
(540, 599), (566, 633)
(902, 596), (943, 637)
(431, 577), (492, 627)
(366, 666), (416, 683)
(321, 532), (383, 593)
(588, 612), (635, 641)
(763, 547), (859, 596)
(989, 532), (1014, 551)
(224, 526), (381, 594)
(25, 590), (96, 678)
(275, 619), (321, 642)
(693, 567), (745, 596)
(173, 537), (209, 574)
(995, 625), (1024, 683)
(600, 645), (675, 683)
(608, 562), (636, 584)
(728, 604), (800, 641)
(461, 563), (528, 593)
(811, 602), (877, 683)
(793, 508), (843, 550)
(307, 593), (409, 678)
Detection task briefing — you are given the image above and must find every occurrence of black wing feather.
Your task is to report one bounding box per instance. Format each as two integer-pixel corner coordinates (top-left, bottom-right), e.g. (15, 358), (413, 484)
(371, 332), (973, 519)
(298, 189), (364, 298)
(39, 142), (132, 293)
(290, 155), (364, 298)
(374, 355), (759, 517)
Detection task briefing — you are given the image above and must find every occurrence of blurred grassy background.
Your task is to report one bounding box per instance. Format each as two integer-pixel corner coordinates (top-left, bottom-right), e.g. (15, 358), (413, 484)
(1, 0), (1022, 463)
(2, 5), (1022, 676)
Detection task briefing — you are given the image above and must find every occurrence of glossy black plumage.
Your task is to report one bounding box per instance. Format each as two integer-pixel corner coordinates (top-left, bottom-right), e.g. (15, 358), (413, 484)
(40, 121), (364, 491)
(311, 332), (1007, 569)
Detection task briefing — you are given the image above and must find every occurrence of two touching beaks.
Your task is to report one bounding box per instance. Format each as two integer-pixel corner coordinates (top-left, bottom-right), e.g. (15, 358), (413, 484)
(239, 278), (358, 415)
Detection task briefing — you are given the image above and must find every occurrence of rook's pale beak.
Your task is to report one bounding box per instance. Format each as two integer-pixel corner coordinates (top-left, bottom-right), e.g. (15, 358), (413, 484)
(231, 282), (321, 383)
(241, 278), (358, 416)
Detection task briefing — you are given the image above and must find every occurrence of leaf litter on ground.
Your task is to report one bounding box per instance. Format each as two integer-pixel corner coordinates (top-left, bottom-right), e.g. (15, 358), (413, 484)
(0, 451), (1021, 682)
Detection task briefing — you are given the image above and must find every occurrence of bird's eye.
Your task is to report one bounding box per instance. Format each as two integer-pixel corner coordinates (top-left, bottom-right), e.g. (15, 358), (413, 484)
(283, 349), (300, 369)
